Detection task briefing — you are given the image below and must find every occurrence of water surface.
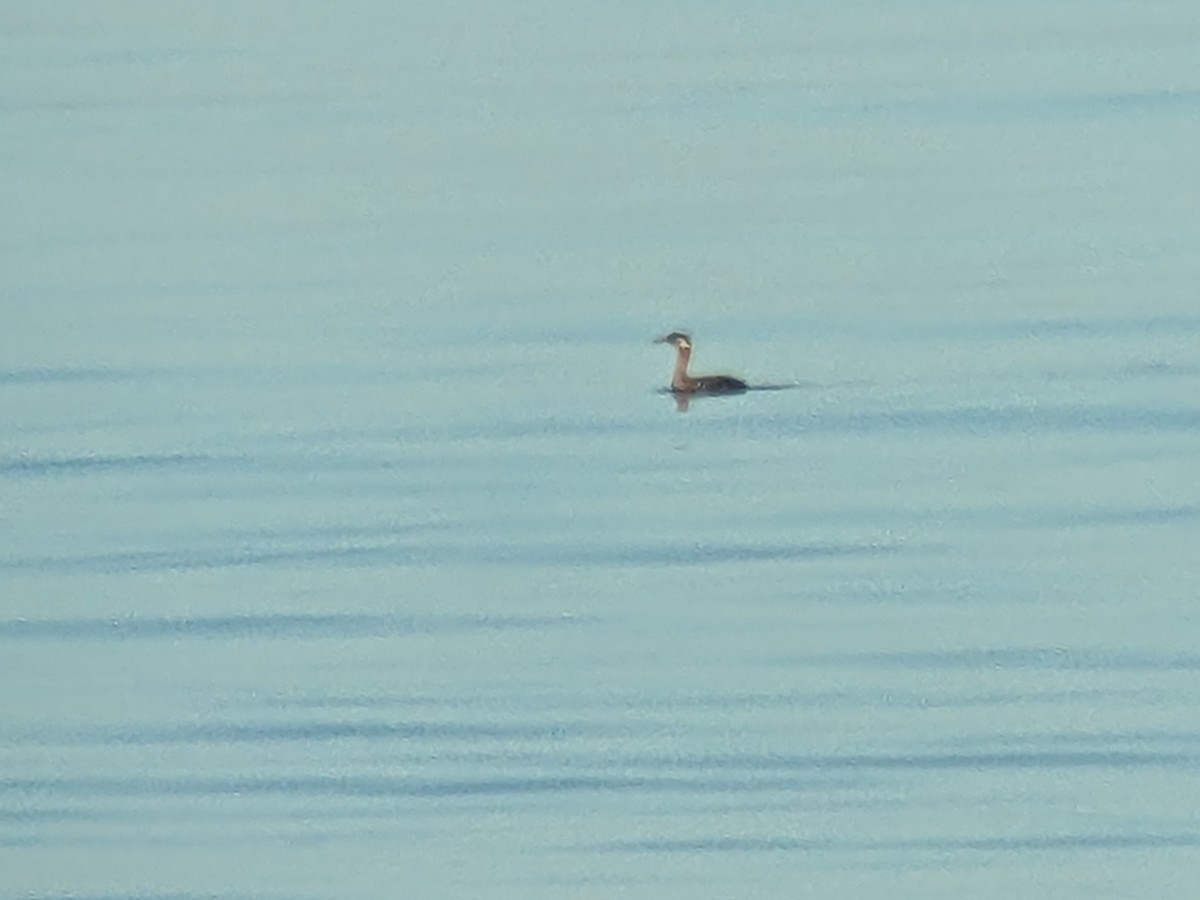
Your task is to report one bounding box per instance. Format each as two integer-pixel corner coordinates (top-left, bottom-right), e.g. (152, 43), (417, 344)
(3, 2), (1200, 898)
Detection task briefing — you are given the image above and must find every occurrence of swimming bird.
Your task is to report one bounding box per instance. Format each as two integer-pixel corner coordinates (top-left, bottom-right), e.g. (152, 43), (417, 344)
(655, 332), (748, 394)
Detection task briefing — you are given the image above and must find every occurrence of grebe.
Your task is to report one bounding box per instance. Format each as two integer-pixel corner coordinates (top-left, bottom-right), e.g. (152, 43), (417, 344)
(655, 332), (748, 394)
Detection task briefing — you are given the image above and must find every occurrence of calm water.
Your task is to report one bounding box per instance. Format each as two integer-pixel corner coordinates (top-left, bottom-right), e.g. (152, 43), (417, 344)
(4, 2), (1200, 897)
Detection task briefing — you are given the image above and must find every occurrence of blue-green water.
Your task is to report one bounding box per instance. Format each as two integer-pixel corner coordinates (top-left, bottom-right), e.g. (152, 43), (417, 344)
(4, 3), (1200, 897)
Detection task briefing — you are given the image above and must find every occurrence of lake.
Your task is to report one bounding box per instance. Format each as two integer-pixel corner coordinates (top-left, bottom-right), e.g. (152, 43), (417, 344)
(3, 2), (1200, 897)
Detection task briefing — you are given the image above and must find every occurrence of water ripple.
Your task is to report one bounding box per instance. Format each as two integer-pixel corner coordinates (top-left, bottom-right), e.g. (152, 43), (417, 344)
(0, 539), (899, 575)
(0, 612), (582, 641)
(589, 831), (1200, 854)
(795, 404), (1200, 436)
(787, 647), (1200, 672)
(0, 452), (218, 477)
(3, 747), (1191, 804)
(25, 719), (582, 746)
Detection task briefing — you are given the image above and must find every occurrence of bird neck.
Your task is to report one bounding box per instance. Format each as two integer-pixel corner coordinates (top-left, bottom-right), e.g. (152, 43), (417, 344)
(672, 345), (693, 390)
